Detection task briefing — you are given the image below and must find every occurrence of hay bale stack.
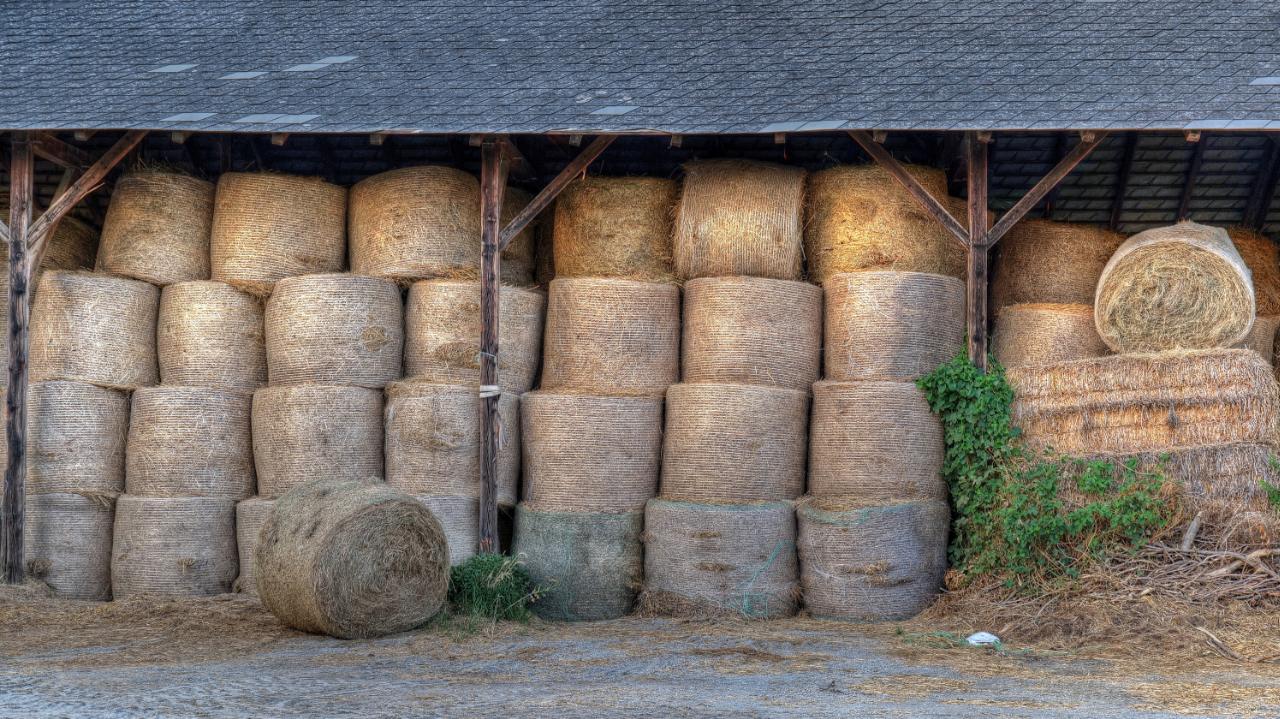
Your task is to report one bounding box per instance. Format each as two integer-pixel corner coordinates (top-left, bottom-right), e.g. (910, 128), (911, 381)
(416, 495), (478, 566)
(808, 381), (945, 502)
(824, 271), (965, 381)
(1008, 349), (1280, 455)
(234, 497), (274, 594)
(1235, 314), (1279, 365)
(990, 220), (1126, 310)
(125, 387), (254, 500)
(992, 303), (1111, 368)
(640, 499), (798, 619)
(797, 497), (949, 622)
(0, 206), (99, 297)
(553, 176), (678, 281)
(405, 280), (546, 394)
(30, 272), (159, 390)
(660, 383), (809, 504)
(514, 506), (644, 621)
(500, 187), (538, 286)
(252, 385), (384, 498)
(535, 206), (555, 287)
(541, 278), (680, 395)
(1227, 227), (1280, 316)
(681, 276), (822, 391)
(110, 496), (237, 598)
(210, 172), (347, 296)
(255, 477), (449, 639)
(1095, 222), (1255, 353)
(384, 381), (520, 506)
(158, 281), (267, 391)
(23, 493), (114, 601)
(26, 381), (127, 496)
(96, 172), (216, 285)
(265, 274), (404, 389)
(674, 159), (806, 281)
(521, 392), (663, 513)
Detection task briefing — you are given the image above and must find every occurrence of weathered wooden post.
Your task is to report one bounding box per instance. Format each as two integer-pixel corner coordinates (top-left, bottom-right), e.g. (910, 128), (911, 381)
(966, 131), (990, 370)
(4, 131), (34, 583)
(477, 136), (509, 554)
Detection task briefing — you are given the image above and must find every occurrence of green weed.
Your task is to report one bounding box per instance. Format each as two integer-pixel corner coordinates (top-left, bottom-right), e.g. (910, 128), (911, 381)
(447, 553), (542, 621)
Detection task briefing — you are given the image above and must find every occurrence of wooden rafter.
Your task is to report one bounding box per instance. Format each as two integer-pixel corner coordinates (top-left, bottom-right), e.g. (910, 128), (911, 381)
(986, 130), (1109, 246)
(497, 134), (616, 251)
(31, 132), (93, 170)
(1110, 131), (1138, 231)
(1244, 140), (1280, 230)
(1177, 133), (1208, 222)
(477, 137), (509, 555)
(846, 130), (969, 247)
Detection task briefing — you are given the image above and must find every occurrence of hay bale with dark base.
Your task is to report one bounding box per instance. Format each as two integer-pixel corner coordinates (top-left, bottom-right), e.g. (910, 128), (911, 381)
(111, 496), (238, 598)
(515, 506), (644, 621)
(416, 495), (478, 566)
(990, 220), (1126, 310)
(674, 160), (806, 281)
(126, 387), (254, 500)
(252, 385), (384, 498)
(553, 176), (678, 281)
(1234, 314), (1278, 365)
(26, 381), (128, 496)
(158, 281), (267, 391)
(797, 497), (949, 622)
(96, 172), (216, 285)
(992, 303), (1111, 368)
(24, 493), (114, 601)
(682, 276), (822, 391)
(255, 477), (450, 639)
(1095, 222), (1255, 352)
(1227, 227), (1280, 316)
(235, 497), (274, 594)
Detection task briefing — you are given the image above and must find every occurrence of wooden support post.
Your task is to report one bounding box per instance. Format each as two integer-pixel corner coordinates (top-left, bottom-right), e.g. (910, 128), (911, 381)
(1243, 140), (1280, 230)
(1110, 132), (1138, 231)
(498, 134), (617, 250)
(478, 137), (508, 555)
(846, 130), (969, 247)
(4, 132), (33, 584)
(966, 132), (990, 371)
(1177, 133), (1208, 222)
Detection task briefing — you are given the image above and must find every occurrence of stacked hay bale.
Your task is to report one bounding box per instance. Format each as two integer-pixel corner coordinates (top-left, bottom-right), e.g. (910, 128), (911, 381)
(1227, 227), (1280, 367)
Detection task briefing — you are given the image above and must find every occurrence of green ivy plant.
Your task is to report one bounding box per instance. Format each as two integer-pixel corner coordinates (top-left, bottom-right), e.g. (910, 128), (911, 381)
(448, 554), (542, 621)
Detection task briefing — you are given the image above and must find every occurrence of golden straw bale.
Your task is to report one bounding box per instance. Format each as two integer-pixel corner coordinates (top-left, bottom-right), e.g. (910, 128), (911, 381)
(158, 281), (266, 391)
(209, 172), (347, 296)
(24, 493), (115, 601)
(25, 381), (127, 496)
(1234, 314), (1278, 365)
(415, 495), (478, 566)
(111, 495), (238, 598)
(1227, 227), (1280, 316)
(234, 497), (274, 594)
(992, 303), (1111, 368)
(125, 387), (254, 500)
(265, 274), (404, 389)
(673, 159), (806, 280)
(1095, 222), (1255, 352)
(990, 220), (1126, 310)
(824, 271), (965, 381)
(404, 280), (546, 394)
(252, 385), (384, 498)
(681, 276), (822, 391)
(0, 205), (99, 297)
(553, 176), (678, 281)
(96, 172), (215, 285)
(541, 278), (680, 395)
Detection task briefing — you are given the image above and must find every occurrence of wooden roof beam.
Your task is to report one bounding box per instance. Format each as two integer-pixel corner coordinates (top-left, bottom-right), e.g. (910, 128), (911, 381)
(497, 134), (616, 251)
(1109, 131), (1138, 231)
(847, 129), (969, 247)
(32, 132), (94, 170)
(1243, 140), (1280, 230)
(1177, 133), (1208, 222)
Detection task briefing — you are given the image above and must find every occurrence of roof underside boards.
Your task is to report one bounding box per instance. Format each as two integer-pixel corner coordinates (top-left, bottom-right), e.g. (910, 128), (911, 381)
(2, 1), (1280, 134)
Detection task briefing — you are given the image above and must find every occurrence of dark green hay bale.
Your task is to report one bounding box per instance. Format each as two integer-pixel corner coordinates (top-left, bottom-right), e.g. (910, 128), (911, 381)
(513, 505), (643, 621)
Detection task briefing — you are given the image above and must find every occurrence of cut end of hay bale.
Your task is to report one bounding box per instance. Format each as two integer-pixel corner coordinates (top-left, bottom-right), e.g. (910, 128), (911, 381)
(553, 176), (678, 281)
(991, 220), (1126, 310)
(992, 302), (1111, 368)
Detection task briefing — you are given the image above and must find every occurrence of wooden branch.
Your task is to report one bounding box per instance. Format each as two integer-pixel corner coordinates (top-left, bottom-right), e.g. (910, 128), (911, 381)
(1110, 132), (1138, 231)
(966, 132), (990, 371)
(497, 134), (616, 251)
(1177, 134), (1207, 222)
(32, 132), (94, 170)
(478, 137), (509, 555)
(986, 130), (1110, 245)
(4, 131), (34, 585)
(846, 130), (969, 247)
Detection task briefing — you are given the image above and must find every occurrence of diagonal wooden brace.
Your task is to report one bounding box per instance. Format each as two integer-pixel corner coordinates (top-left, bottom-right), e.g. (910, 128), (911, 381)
(847, 130), (969, 248)
(986, 130), (1109, 246)
(497, 134), (616, 251)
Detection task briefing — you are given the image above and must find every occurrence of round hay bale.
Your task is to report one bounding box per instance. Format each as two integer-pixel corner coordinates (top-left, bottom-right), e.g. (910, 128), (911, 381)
(96, 172), (216, 285)
(126, 387), (254, 500)
(535, 204), (556, 287)
(673, 159), (806, 281)
(1236, 314), (1279, 365)
(265, 274), (404, 389)
(26, 381), (127, 496)
(24, 493), (114, 601)
(991, 303), (1111, 368)
(500, 186), (538, 286)
(158, 281), (267, 391)
(1095, 222), (1255, 353)
(990, 220), (1126, 310)
(255, 477), (449, 639)
(553, 176), (678, 281)
(808, 381), (945, 502)
(404, 280), (546, 394)
(30, 271), (159, 390)
(824, 271), (965, 381)
(521, 392), (663, 513)
(209, 172), (347, 296)
(639, 499), (798, 619)
(682, 276), (822, 391)
(252, 385), (384, 499)
(1228, 227), (1280, 316)
(660, 383), (809, 504)
(385, 381), (520, 506)
(0, 207), (99, 299)
(541, 278), (680, 395)
(514, 505), (644, 621)
(415, 495), (477, 566)
(111, 495), (237, 598)
(797, 497), (949, 622)
(235, 497), (274, 594)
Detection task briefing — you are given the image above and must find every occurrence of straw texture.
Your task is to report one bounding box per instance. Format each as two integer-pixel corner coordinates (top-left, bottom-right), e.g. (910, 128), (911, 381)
(1235, 314), (1278, 365)
(255, 477), (450, 639)
(96, 172), (215, 285)
(553, 176), (678, 281)
(265, 273), (404, 389)
(992, 303), (1111, 368)
(824, 271), (965, 381)
(535, 206), (555, 287)
(234, 497), (274, 594)
(0, 206), (99, 297)
(674, 159), (806, 281)
(415, 495), (478, 566)
(111, 496), (238, 598)
(24, 493), (114, 601)
(1228, 227), (1280, 316)
(126, 387), (255, 500)
(252, 385), (384, 498)
(158, 281), (267, 391)
(515, 506), (644, 621)
(990, 220), (1126, 310)
(682, 276), (822, 391)
(25, 381), (127, 496)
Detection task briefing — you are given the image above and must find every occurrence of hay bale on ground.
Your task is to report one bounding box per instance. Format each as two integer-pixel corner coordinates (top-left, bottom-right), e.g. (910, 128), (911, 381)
(808, 381), (945, 502)
(515, 506), (644, 621)
(797, 497), (949, 622)
(990, 220), (1126, 311)
(385, 381), (519, 506)
(252, 385), (384, 498)
(404, 280), (546, 394)
(553, 177), (678, 281)
(234, 497), (274, 594)
(1095, 222), (1255, 352)
(992, 303), (1111, 368)
(521, 392), (663, 513)
(415, 495), (478, 566)
(540, 278), (680, 395)
(1235, 314), (1278, 365)
(660, 383), (809, 504)
(158, 281), (267, 391)
(96, 172), (215, 285)
(126, 387), (254, 500)
(25, 381), (127, 496)
(30, 272), (159, 390)
(265, 274), (404, 389)
(1008, 349), (1280, 455)
(639, 499), (798, 620)
(111, 496), (237, 598)
(255, 477), (449, 639)
(24, 493), (114, 601)
(824, 271), (965, 381)
(210, 173), (347, 296)
(682, 276), (822, 391)
(674, 160), (806, 281)
(1227, 227), (1280, 316)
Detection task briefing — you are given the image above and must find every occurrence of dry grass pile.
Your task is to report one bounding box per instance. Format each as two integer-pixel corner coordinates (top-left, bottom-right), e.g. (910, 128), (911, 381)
(158, 281), (267, 391)
(125, 387), (254, 500)
(23, 493), (114, 601)
(96, 171), (215, 285)
(514, 506), (644, 621)
(111, 495), (237, 598)
(553, 176), (678, 281)
(251, 385), (384, 498)
(234, 497), (273, 595)
(990, 220), (1126, 310)
(24, 381), (127, 495)
(0, 204), (99, 298)
(416, 495), (479, 566)
(991, 303), (1111, 368)
(1235, 313), (1278, 365)
(1228, 226), (1280, 316)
